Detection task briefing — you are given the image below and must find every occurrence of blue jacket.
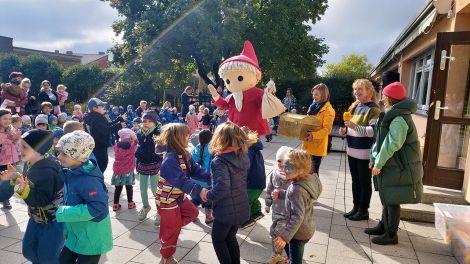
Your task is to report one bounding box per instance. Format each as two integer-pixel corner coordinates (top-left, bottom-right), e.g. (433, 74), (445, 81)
(56, 159), (112, 255)
(247, 140), (267, 189)
(159, 109), (173, 124)
(191, 144), (213, 188)
(207, 151), (250, 225)
(135, 126), (161, 164)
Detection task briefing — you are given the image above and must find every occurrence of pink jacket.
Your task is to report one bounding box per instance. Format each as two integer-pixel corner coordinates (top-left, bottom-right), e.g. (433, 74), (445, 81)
(186, 114), (198, 135)
(113, 141), (137, 174)
(0, 129), (20, 166)
(197, 112), (204, 129)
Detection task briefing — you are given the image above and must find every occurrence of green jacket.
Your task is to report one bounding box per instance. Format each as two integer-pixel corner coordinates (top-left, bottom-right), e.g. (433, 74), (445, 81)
(371, 98), (423, 205)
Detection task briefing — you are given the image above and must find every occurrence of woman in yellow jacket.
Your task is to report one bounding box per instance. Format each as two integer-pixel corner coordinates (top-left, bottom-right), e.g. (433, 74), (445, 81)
(302, 83), (336, 175)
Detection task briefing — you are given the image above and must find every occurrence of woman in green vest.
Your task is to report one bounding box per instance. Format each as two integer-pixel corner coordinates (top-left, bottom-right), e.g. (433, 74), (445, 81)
(367, 82), (423, 245)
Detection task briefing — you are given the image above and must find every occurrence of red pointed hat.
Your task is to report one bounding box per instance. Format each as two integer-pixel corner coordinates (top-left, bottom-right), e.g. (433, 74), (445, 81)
(220, 40), (260, 70)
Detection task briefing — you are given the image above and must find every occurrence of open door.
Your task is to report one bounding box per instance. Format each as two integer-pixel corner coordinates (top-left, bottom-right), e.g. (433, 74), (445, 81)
(423, 31), (470, 190)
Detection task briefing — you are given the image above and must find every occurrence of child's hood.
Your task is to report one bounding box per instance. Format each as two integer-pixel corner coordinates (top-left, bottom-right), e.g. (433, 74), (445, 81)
(217, 152), (249, 171)
(249, 140), (263, 151)
(391, 98), (417, 114)
(294, 175), (322, 201)
(67, 159), (103, 181)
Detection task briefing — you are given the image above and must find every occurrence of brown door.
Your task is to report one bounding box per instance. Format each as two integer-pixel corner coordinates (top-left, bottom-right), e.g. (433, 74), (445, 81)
(423, 31), (470, 190)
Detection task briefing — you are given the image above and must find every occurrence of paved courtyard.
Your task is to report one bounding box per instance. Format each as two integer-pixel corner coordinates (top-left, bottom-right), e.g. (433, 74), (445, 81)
(0, 136), (458, 264)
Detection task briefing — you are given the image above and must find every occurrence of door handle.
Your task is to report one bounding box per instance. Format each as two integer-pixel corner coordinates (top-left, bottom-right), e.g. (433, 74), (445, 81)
(434, 100), (448, 120)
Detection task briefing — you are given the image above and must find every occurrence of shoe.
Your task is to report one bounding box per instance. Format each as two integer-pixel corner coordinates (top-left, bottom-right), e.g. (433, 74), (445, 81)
(348, 210), (369, 221)
(371, 232), (398, 245)
(252, 211), (265, 222)
(138, 206), (151, 221)
(154, 214), (161, 226)
(343, 206), (358, 218)
(267, 254), (283, 264)
(364, 221), (385, 236)
(2, 201), (12, 210)
(128, 201), (136, 209)
(240, 218), (256, 229)
(112, 204), (121, 211)
(204, 208), (214, 225)
(159, 256), (178, 264)
(284, 256), (290, 264)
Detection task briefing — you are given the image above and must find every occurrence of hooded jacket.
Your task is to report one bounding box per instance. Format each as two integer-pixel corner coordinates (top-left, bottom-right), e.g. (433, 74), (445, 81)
(56, 159), (112, 255)
(265, 169), (291, 219)
(84, 111), (123, 149)
(280, 174), (322, 242)
(207, 151), (250, 226)
(247, 140), (266, 189)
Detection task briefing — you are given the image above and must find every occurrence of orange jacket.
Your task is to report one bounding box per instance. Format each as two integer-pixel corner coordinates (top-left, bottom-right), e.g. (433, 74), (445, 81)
(302, 101), (335, 157)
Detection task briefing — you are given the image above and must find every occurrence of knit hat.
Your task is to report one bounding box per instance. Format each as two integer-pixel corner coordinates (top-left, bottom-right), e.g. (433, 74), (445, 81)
(21, 129), (53, 155)
(383, 82), (407, 101)
(56, 131), (95, 162)
(52, 127), (64, 139)
(48, 115), (58, 124)
(220, 40), (260, 70)
(133, 117), (141, 124)
(21, 115), (31, 123)
(118, 128), (135, 141)
(57, 113), (67, 122)
(142, 110), (159, 124)
(276, 146), (293, 162)
(9, 72), (23, 79)
(35, 114), (48, 126)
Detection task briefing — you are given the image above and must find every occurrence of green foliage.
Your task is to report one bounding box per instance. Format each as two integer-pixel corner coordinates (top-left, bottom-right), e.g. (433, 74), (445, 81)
(0, 54), (21, 83)
(21, 55), (63, 95)
(61, 64), (111, 103)
(323, 54), (373, 79)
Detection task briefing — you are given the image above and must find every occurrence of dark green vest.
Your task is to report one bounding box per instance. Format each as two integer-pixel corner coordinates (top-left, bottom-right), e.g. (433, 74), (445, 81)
(374, 99), (423, 205)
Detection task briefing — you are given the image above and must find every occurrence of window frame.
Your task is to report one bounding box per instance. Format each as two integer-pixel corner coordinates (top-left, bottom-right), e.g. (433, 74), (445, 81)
(409, 49), (435, 115)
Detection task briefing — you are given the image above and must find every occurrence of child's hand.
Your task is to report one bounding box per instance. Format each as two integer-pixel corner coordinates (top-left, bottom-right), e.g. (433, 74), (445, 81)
(372, 167), (381, 176)
(265, 206), (271, 214)
(273, 236), (286, 251)
(200, 188), (209, 202)
(0, 164), (17, 181)
(272, 189), (280, 200)
(338, 127), (347, 136)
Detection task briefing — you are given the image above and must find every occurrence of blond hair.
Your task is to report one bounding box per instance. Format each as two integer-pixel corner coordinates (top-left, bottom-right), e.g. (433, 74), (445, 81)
(155, 123), (190, 158)
(162, 101), (172, 109)
(21, 78), (31, 86)
(63, 121), (84, 134)
(311, 83), (330, 103)
(210, 122), (258, 154)
(219, 61), (262, 82)
(287, 149), (312, 180)
(348, 79), (378, 111)
(57, 84), (66, 91)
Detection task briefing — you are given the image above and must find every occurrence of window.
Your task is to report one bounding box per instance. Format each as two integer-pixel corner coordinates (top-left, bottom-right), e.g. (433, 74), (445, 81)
(409, 50), (434, 114)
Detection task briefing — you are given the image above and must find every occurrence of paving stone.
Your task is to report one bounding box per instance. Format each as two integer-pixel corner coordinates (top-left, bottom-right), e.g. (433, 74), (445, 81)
(326, 238), (371, 261)
(113, 229), (158, 250)
(303, 242), (327, 263)
(177, 228), (206, 249)
(370, 239), (416, 259)
(239, 240), (275, 263)
(0, 235), (20, 250)
(403, 221), (442, 239)
(409, 236), (452, 256)
(99, 245), (141, 264)
(369, 254), (419, 264)
(131, 243), (190, 264)
(245, 224), (272, 244)
(111, 218), (140, 239)
(0, 220), (27, 240)
(415, 251), (459, 264)
(329, 225), (370, 243)
(0, 249), (27, 264)
(3, 240), (22, 253)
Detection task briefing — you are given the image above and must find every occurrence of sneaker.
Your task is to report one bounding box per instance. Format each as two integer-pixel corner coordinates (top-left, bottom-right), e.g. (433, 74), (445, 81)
(2, 201), (12, 210)
(240, 218), (256, 229)
(252, 211), (265, 222)
(267, 254), (283, 264)
(127, 201), (136, 209)
(205, 208), (214, 225)
(159, 256), (178, 264)
(138, 206), (151, 221)
(154, 214), (161, 226)
(112, 204), (121, 211)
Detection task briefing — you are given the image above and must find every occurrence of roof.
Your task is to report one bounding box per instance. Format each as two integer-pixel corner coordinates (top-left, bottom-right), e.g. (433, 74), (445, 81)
(75, 53), (108, 64)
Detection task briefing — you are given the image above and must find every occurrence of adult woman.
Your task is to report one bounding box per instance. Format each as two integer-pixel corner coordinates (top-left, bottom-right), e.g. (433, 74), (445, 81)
(181, 86), (196, 117)
(37, 80), (60, 115)
(23, 78), (39, 115)
(282, 88), (297, 112)
(302, 83), (335, 175)
(339, 79), (381, 221)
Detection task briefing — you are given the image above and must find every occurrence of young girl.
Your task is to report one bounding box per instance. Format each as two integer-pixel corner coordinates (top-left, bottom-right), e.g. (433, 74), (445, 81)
(265, 146), (293, 264)
(0, 109), (21, 209)
(200, 108), (212, 130)
(273, 149), (322, 264)
(197, 105), (205, 129)
(185, 105), (198, 135)
(200, 122), (254, 264)
(367, 82), (423, 245)
(112, 128), (138, 211)
(72, 104), (84, 119)
(155, 123), (211, 264)
(56, 84), (68, 113)
(135, 110), (162, 225)
(191, 129), (214, 224)
(160, 102), (173, 125)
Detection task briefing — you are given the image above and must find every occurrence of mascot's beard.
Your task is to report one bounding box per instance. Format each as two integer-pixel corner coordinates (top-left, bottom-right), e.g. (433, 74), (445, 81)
(233, 91), (243, 112)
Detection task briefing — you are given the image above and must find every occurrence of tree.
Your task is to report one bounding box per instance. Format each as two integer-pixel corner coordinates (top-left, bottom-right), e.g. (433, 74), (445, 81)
(323, 54), (373, 79)
(102, 0), (329, 103)
(62, 64), (110, 103)
(0, 54), (22, 83)
(21, 55), (63, 95)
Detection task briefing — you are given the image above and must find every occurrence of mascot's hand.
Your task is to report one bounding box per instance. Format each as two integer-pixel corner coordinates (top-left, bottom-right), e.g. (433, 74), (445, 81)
(266, 79), (276, 94)
(207, 84), (219, 99)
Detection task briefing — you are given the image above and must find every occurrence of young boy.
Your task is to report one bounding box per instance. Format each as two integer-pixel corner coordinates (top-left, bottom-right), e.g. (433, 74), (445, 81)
(34, 114), (49, 130)
(12, 129), (65, 263)
(83, 98), (124, 173)
(56, 130), (112, 263)
(20, 115), (32, 134)
(49, 115), (59, 131)
(40, 102), (54, 118)
(63, 121), (84, 135)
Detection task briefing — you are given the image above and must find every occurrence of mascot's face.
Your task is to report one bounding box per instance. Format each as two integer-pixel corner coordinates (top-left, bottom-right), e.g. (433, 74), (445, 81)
(222, 70), (258, 93)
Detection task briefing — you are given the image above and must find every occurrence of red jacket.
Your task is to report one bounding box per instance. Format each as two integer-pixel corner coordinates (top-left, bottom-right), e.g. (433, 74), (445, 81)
(113, 141), (137, 174)
(212, 87), (270, 135)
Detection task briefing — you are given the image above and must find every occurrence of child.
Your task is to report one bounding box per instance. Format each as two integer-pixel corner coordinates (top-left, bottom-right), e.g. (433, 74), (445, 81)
(191, 129), (214, 224)
(57, 84), (68, 113)
(125, 105), (135, 128)
(170, 108), (178, 123)
(11, 129), (65, 263)
(63, 121), (84, 135)
(186, 105), (198, 135)
(40, 102), (54, 118)
(48, 115), (59, 131)
(11, 115), (23, 167)
(215, 108), (227, 126)
(367, 82), (423, 245)
(56, 131), (112, 263)
(135, 110), (162, 224)
(11, 115), (22, 130)
(266, 118), (274, 142)
(240, 126), (266, 229)
(132, 117), (141, 133)
(154, 123), (211, 264)
(197, 105), (205, 129)
(57, 113), (68, 128)
(199, 122), (254, 264)
(71, 115), (83, 123)
(273, 149), (322, 263)
(0, 109), (21, 209)
(112, 128), (138, 211)
(265, 146), (293, 264)
(200, 108), (212, 130)
(20, 115), (32, 134)
(72, 104), (84, 119)
(34, 114), (48, 130)
(51, 127), (64, 157)
(159, 102), (173, 125)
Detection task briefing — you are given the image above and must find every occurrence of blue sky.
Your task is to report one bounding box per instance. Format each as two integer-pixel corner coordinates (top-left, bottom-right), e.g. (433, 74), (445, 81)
(0, 0), (428, 70)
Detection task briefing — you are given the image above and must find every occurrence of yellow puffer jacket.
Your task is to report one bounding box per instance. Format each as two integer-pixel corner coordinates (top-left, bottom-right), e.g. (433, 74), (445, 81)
(302, 101), (336, 157)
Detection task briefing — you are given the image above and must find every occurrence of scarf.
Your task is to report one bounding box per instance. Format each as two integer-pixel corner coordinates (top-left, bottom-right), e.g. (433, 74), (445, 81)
(307, 101), (327, 116)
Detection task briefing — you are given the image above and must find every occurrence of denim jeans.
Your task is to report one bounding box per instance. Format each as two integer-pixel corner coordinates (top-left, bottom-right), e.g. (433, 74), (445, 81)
(288, 239), (307, 264)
